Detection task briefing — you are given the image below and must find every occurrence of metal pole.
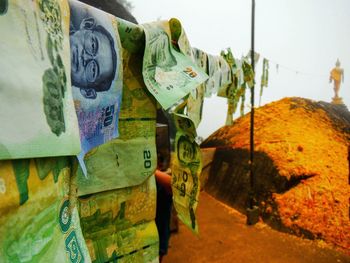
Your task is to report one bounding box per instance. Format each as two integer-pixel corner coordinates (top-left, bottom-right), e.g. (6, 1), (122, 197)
(246, 0), (259, 225)
(249, 0), (255, 209)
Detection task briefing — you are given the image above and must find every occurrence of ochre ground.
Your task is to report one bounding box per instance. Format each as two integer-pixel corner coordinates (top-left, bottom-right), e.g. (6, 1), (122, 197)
(164, 192), (350, 263)
(202, 98), (350, 252)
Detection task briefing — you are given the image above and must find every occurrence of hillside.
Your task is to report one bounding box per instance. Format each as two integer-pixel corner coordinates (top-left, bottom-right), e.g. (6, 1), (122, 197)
(201, 97), (350, 252)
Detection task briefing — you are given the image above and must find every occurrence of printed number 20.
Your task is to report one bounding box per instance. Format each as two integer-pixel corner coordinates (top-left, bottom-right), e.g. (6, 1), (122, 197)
(143, 150), (151, 168)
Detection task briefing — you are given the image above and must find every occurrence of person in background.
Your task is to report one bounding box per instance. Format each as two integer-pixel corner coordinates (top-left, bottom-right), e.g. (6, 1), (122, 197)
(155, 160), (173, 262)
(155, 121), (173, 262)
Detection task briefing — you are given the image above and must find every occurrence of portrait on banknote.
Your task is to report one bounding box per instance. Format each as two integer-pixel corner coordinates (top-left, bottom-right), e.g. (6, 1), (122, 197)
(69, 0), (118, 99)
(177, 134), (200, 165)
(68, 0), (123, 174)
(0, 0), (8, 15)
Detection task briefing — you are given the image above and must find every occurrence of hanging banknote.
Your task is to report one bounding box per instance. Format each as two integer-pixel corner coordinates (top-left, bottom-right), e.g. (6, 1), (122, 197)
(225, 99), (234, 126)
(169, 18), (195, 61)
(246, 50), (260, 65)
(75, 30), (159, 262)
(167, 18), (207, 128)
(142, 20), (208, 110)
(217, 50), (250, 119)
(77, 175), (159, 263)
(68, 0), (123, 173)
(242, 58), (255, 88)
(76, 38), (157, 196)
(259, 58), (269, 106)
(0, 157), (91, 262)
(0, 0), (80, 159)
(171, 112), (202, 234)
(205, 54), (231, 98)
(76, 133), (156, 196)
(186, 48), (208, 127)
(219, 56), (232, 90)
(186, 84), (205, 128)
(117, 17), (145, 53)
(205, 54), (220, 98)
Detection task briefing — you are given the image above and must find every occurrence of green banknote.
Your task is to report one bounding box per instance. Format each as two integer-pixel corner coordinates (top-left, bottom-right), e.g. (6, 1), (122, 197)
(204, 54), (220, 97)
(186, 48), (208, 127)
(0, 157), (91, 263)
(77, 175), (159, 263)
(76, 135), (156, 196)
(205, 54), (232, 98)
(117, 18), (145, 53)
(75, 26), (159, 262)
(169, 18), (194, 61)
(216, 50), (250, 119)
(142, 20), (208, 110)
(68, 0), (124, 176)
(259, 58), (269, 105)
(170, 113), (202, 234)
(0, 0), (80, 159)
(167, 20), (207, 128)
(186, 84), (205, 128)
(218, 56), (232, 93)
(225, 99), (235, 126)
(217, 48), (236, 99)
(76, 44), (157, 196)
(119, 49), (157, 120)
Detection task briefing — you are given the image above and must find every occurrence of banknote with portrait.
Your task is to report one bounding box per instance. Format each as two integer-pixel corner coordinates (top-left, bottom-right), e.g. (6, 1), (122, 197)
(68, 0), (123, 174)
(170, 112), (202, 234)
(76, 39), (157, 195)
(142, 20), (208, 110)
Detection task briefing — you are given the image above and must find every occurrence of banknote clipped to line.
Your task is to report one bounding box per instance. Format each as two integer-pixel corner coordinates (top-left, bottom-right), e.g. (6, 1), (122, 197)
(168, 19), (207, 127)
(186, 48), (209, 127)
(68, 0), (123, 175)
(205, 54), (232, 98)
(117, 17), (145, 54)
(0, 0), (81, 159)
(142, 20), (208, 110)
(217, 48), (237, 99)
(170, 112), (202, 234)
(77, 175), (159, 263)
(217, 48), (239, 125)
(74, 24), (159, 262)
(0, 157), (91, 263)
(169, 18), (195, 61)
(259, 58), (269, 105)
(76, 34), (157, 196)
(217, 49), (254, 121)
(75, 34), (159, 262)
(76, 132), (156, 196)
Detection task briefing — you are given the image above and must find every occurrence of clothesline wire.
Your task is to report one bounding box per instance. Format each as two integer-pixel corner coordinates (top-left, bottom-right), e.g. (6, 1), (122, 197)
(259, 55), (329, 79)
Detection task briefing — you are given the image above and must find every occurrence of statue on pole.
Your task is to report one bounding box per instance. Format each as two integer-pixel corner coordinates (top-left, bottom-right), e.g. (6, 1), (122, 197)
(329, 59), (344, 104)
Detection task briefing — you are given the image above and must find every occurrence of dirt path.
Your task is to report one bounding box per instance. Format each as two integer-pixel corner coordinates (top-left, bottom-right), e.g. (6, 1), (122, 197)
(163, 192), (350, 263)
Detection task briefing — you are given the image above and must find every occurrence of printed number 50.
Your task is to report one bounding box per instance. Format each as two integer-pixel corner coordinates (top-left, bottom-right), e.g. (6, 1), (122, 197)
(104, 105), (115, 127)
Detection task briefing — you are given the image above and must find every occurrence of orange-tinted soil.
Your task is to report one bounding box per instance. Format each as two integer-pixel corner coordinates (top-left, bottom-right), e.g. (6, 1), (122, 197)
(202, 97), (350, 252)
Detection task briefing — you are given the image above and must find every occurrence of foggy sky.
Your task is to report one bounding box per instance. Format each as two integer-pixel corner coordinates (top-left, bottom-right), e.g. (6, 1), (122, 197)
(131, 0), (350, 138)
